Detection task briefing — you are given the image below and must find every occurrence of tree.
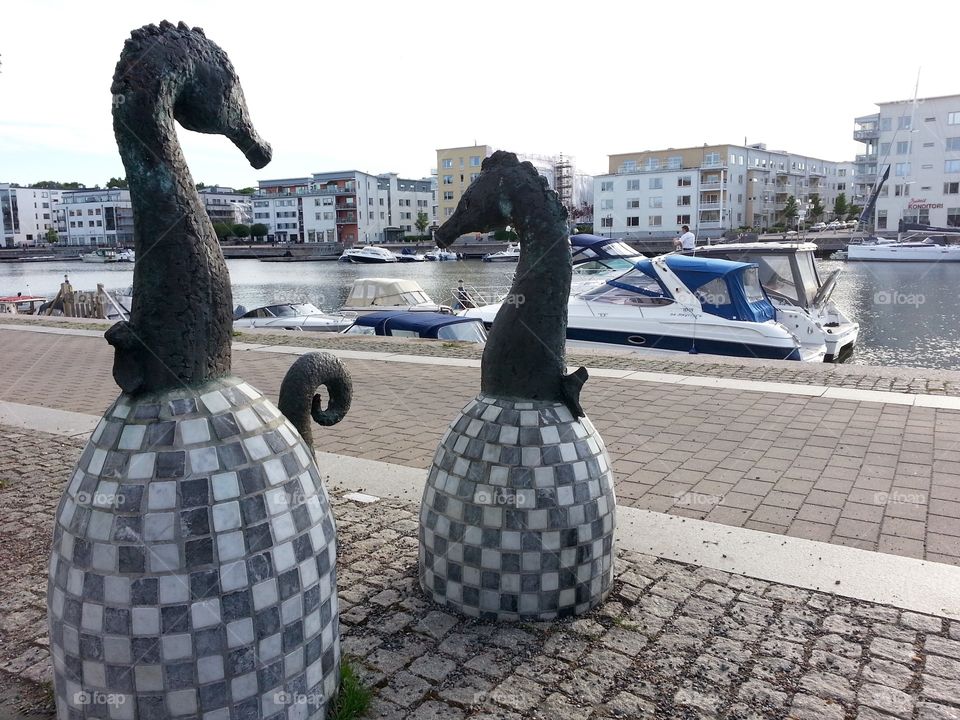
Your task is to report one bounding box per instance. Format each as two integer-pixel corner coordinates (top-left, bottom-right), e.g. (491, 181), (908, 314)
(809, 194), (825, 222)
(250, 223), (269, 241)
(833, 193), (847, 220)
(212, 222), (232, 240)
(30, 181), (83, 189)
(45, 227), (59, 244)
(415, 212), (429, 236)
(236, 187), (256, 195)
(846, 204), (862, 222)
(106, 177), (128, 189)
(233, 223), (250, 239)
(195, 182), (207, 190)
(783, 196), (798, 226)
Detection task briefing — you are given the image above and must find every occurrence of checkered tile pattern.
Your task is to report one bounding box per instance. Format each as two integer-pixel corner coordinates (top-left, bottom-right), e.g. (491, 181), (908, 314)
(47, 377), (339, 720)
(419, 393), (617, 621)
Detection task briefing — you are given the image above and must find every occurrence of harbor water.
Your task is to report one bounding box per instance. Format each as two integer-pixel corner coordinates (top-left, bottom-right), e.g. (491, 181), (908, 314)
(1, 258), (958, 371)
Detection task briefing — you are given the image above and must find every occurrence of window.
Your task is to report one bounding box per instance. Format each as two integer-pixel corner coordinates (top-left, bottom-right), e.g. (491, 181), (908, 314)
(946, 160), (960, 173)
(443, 175), (453, 185)
(470, 156), (481, 166)
(677, 195), (691, 206)
(894, 184), (907, 197)
(626, 199), (640, 209)
(880, 117), (892, 131)
(877, 209), (887, 229)
(947, 138), (960, 151)
(600, 181), (613, 192)
(600, 217), (613, 228)
(626, 217), (640, 227)
(695, 278), (730, 307)
(704, 152), (720, 166)
(380, 212), (385, 219)
(838, 183), (846, 191)
(444, 207), (453, 216)
(643, 158), (660, 171)
(648, 215), (662, 227)
(323, 212), (334, 220)
(649, 197), (662, 208)
(895, 163), (911, 177)
(879, 141), (890, 155)
(600, 199), (613, 210)
(896, 141), (911, 155)
(678, 176), (692, 187)
(649, 178), (663, 190)
(945, 182), (960, 194)
(898, 116), (912, 130)
(323, 198), (333, 206)
(443, 191), (454, 200)
(618, 160), (637, 173)
(442, 159), (453, 168)
(949, 112), (960, 125)
(676, 214), (691, 225)
(626, 179), (640, 191)
(948, 208), (960, 227)
(667, 156), (682, 170)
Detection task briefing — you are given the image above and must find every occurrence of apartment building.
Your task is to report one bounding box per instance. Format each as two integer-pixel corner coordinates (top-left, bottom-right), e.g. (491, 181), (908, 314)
(435, 145), (594, 229)
(198, 186), (252, 226)
(853, 94), (960, 230)
(0, 184), (62, 246)
(594, 143), (850, 239)
(254, 171), (436, 245)
(56, 188), (134, 246)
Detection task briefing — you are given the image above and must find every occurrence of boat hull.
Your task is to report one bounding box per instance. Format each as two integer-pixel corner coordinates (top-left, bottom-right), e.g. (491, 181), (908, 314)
(847, 246), (960, 261)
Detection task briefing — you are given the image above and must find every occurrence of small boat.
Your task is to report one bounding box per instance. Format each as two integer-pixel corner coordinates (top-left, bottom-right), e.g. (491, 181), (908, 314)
(338, 246), (398, 264)
(342, 310), (486, 343)
(424, 249), (458, 261)
(81, 248), (122, 263)
(340, 278), (453, 315)
(395, 250), (426, 263)
(462, 254), (826, 362)
(0, 294), (49, 314)
(116, 248), (135, 262)
(846, 236), (960, 262)
(232, 302), (354, 332)
(482, 244), (520, 262)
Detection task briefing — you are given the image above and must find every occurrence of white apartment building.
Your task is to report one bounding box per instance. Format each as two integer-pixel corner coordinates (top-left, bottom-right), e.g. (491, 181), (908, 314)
(853, 94), (960, 231)
(198, 186), (252, 226)
(593, 143), (851, 240)
(0, 184), (62, 246)
(254, 171), (436, 245)
(56, 188), (134, 246)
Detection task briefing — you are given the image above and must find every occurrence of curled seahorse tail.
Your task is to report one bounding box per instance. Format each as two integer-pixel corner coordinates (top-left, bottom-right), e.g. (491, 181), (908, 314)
(278, 352), (353, 449)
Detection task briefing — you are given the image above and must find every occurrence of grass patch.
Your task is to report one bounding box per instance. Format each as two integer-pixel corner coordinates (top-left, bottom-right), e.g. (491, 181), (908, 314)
(330, 658), (372, 720)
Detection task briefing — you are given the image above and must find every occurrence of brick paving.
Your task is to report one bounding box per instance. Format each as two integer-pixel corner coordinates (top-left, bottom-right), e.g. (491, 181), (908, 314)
(2, 328), (960, 566)
(3, 431), (960, 719)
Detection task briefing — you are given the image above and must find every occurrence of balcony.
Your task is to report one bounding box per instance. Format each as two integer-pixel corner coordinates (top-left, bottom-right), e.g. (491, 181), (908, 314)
(336, 214), (357, 224)
(699, 181), (722, 190)
(699, 202), (721, 210)
(856, 153), (877, 164)
(700, 161), (726, 169)
(854, 128), (879, 142)
(698, 221), (722, 228)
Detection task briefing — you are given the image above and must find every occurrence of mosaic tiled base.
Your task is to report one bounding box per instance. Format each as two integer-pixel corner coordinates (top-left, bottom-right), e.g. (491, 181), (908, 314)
(47, 377), (339, 720)
(419, 393), (616, 621)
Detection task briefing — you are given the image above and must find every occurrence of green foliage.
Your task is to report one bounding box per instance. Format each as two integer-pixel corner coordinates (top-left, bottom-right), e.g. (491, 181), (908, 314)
(847, 203), (862, 221)
(45, 227), (59, 243)
(782, 196), (799, 223)
(106, 177), (128, 188)
(236, 187), (256, 195)
(833, 192), (847, 220)
(233, 223), (250, 239)
(195, 182), (207, 190)
(212, 222), (233, 240)
(330, 659), (372, 720)
(415, 211), (430, 235)
(809, 194), (825, 220)
(574, 223), (593, 234)
(493, 228), (518, 242)
(30, 181), (83, 189)
(250, 223), (269, 239)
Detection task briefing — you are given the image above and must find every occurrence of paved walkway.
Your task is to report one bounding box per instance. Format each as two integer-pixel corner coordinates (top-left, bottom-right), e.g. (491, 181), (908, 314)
(1, 325), (959, 567)
(3, 429), (960, 720)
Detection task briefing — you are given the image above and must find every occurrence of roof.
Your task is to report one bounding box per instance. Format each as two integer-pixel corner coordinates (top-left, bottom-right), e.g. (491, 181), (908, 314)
(636, 255), (754, 278)
(344, 278), (431, 307)
(697, 242), (818, 253)
(352, 311), (481, 332)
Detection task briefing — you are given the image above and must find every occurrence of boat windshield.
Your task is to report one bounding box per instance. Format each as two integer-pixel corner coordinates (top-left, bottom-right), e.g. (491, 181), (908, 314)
(437, 322), (487, 343)
(269, 303), (322, 317)
(574, 258), (637, 275)
(747, 255), (802, 306)
(795, 252), (820, 306)
(741, 267), (767, 304)
(581, 269), (672, 305)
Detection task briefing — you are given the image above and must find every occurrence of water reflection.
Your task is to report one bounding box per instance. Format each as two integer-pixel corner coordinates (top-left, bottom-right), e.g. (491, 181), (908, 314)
(2, 257), (959, 370)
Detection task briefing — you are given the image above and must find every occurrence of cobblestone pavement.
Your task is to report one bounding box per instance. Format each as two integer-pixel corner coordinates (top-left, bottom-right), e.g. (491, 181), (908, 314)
(2, 329), (960, 565)
(4, 316), (960, 396)
(3, 431), (960, 720)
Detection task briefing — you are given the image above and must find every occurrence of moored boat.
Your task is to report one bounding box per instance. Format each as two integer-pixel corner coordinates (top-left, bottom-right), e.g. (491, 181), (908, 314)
(80, 248), (122, 263)
(338, 246), (398, 264)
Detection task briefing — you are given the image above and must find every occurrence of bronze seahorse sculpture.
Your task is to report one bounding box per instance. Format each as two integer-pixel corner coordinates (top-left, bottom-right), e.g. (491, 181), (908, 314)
(48, 21), (350, 718)
(418, 151), (617, 621)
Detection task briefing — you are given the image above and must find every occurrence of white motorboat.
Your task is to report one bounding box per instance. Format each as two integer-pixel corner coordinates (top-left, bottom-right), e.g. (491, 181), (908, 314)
(340, 277), (453, 315)
(116, 248), (135, 262)
(338, 246), (398, 264)
(847, 236), (960, 262)
(462, 254), (826, 362)
(482, 244), (520, 262)
(395, 251), (426, 263)
(81, 248), (122, 263)
(233, 302), (354, 332)
(424, 249), (458, 262)
(693, 242), (859, 362)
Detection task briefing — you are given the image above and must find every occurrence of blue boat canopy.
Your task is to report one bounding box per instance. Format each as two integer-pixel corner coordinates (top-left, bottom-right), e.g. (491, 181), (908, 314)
(570, 234), (641, 264)
(614, 255), (776, 323)
(350, 310), (484, 338)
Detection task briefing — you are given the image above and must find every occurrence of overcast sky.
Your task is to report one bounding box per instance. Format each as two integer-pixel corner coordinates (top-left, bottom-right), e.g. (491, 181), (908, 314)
(2, 0), (957, 189)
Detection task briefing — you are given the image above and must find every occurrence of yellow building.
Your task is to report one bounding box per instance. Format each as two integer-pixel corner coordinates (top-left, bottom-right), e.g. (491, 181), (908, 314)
(436, 145), (493, 223)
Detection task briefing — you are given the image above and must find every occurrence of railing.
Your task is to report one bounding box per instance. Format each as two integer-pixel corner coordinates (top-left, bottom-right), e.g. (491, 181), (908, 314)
(448, 284), (512, 309)
(855, 154), (877, 163)
(854, 129), (879, 141)
(699, 181), (722, 190)
(336, 215), (357, 224)
(699, 202), (721, 210)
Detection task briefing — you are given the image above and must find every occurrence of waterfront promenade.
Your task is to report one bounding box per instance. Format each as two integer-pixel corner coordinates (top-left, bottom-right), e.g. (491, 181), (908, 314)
(2, 318), (960, 719)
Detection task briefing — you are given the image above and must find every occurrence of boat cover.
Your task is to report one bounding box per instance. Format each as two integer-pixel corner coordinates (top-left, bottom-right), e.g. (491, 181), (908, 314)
(351, 310), (483, 338)
(570, 234), (641, 264)
(631, 255), (776, 323)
